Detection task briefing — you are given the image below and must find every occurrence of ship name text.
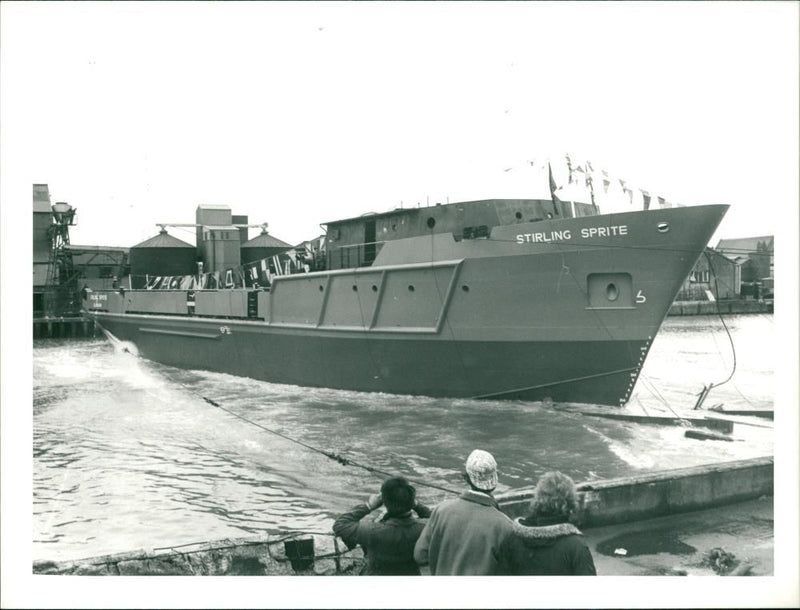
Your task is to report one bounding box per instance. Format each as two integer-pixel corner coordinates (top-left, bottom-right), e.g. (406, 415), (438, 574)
(515, 224), (628, 244)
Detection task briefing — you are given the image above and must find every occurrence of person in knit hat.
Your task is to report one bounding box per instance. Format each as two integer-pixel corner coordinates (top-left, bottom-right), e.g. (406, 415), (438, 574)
(413, 449), (514, 575)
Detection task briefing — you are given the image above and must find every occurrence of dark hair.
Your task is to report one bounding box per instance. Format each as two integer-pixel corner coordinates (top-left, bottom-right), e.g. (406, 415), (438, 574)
(380, 477), (416, 516)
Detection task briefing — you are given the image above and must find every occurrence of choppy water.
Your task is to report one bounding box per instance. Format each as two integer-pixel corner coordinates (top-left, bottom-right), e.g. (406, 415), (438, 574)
(33, 314), (774, 562)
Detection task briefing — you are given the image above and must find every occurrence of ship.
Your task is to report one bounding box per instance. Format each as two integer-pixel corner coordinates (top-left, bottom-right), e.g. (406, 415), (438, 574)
(85, 185), (728, 406)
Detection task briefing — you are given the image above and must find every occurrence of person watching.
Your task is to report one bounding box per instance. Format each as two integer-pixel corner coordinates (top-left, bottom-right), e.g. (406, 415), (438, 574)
(499, 470), (596, 575)
(413, 449), (514, 575)
(333, 476), (431, 575)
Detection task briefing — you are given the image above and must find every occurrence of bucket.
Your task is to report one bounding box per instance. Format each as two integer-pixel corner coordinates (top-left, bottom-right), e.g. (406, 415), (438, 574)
(283, 538), (315, 572)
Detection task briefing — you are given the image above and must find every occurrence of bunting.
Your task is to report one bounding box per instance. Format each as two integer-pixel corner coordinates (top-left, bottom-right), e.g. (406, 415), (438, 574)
(538, 154), (677, 214)
(641, 190), (651, 210)
(272, 255), (284, 276)
(623, 187), (633, 205)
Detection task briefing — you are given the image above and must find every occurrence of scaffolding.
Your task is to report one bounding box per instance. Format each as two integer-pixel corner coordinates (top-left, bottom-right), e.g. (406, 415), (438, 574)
(43, 202), (81, 317)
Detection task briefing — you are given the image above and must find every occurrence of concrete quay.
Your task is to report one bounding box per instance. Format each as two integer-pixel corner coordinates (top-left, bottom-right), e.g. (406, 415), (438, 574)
(668, 299), (773, 316)
(498, 457), (773, 527)
(33, 457), (773, 576)
(499, 456), (774, 576)
(584, 495), (773, 576)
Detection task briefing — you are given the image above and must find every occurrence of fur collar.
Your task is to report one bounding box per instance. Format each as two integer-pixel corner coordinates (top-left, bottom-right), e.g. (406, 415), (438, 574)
(459, 490), (499, 508)
(511, 517), (582, 541)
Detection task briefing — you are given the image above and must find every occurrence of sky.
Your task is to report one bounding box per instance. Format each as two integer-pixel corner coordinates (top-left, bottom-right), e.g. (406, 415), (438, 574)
(1, 1), (798, 251)
(2, 2), (799, 608)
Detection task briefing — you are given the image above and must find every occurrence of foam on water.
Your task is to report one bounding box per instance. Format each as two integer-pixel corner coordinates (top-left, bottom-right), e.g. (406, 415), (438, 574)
(32, 315), (774, 561)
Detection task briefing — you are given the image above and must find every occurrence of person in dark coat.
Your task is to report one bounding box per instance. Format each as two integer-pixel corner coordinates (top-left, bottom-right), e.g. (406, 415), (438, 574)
(499, 471), (596, 575)
(333, 476), (431, 575)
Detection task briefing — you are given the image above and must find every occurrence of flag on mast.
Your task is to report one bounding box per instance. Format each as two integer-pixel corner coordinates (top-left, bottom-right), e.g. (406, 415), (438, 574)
(548, 162), (561, 216)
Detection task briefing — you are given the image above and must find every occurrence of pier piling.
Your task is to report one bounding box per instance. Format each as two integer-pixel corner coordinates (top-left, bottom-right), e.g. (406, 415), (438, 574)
(33, 317), (99, 339)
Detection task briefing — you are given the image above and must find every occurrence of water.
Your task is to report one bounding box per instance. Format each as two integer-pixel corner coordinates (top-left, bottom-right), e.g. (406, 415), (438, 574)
(32, 314), (774, 562)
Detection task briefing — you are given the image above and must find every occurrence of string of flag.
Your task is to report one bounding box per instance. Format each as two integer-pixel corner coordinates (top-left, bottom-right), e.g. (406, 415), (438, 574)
(530, 154), (680, 210)
(131, 236), (326, 290)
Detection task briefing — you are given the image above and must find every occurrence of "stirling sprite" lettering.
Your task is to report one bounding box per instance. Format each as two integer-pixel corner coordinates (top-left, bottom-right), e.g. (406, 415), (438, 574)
(515, 224), (629, 244)
(516, 230), (571, 244)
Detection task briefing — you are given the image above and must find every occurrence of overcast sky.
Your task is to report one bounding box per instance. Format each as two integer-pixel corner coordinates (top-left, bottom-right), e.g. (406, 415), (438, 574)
(2, 1), (798, 250)
(2, 3), (799, 607)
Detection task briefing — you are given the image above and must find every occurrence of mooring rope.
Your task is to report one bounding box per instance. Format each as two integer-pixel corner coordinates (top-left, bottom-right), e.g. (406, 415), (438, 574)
(703, 251), (738, 389)
(195, 394), (461, 496)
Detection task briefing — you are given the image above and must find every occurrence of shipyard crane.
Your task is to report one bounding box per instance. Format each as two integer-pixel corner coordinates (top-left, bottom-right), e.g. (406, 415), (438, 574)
(44, 202), (81, 316)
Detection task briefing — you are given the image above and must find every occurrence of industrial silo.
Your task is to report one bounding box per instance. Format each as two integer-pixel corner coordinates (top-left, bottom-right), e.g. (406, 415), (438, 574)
(240, 228), (293, 264)
(129, 229), (197, 288)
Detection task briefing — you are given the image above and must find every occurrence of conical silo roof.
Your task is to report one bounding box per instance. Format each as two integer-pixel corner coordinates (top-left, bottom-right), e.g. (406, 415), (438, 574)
(241, 230), (292, 250)
(132, 229), (195, 249)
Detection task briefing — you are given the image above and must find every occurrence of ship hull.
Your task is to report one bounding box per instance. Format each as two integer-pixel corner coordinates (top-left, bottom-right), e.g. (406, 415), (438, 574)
(95, 314), (647, 404)
(87, 204), (728, 406)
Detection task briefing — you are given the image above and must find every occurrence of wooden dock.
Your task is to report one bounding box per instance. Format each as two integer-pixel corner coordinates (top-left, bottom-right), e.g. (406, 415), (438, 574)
(33, 317), (100, 339)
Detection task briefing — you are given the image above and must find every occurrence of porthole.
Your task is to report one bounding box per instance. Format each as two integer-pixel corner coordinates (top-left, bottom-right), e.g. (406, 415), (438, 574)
(606, 283), (619, 301)
(319, 285), (324, 292)
(462, 285), (470, 292)
(371, 285), (378, 292)
(408, 285), (415, 292)
(657, 222), (670, 233)
(352, 285), (358, 291)
(426, 217), (436, 229)
(515, 211), (522, 220)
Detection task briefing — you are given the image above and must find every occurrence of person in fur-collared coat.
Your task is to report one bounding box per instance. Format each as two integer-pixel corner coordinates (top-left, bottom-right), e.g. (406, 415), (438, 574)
(499, 471), (596, 575)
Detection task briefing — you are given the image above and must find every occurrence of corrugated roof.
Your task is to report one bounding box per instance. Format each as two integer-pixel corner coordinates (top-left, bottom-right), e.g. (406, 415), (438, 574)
(66, 245), (130, 253)
(132, 231), (195, 249)
(241, 231), (292, 249)
(716, 235), (773, 254)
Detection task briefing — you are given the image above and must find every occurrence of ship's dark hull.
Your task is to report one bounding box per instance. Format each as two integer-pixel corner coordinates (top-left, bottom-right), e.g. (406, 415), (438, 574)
(96, 314), (647, 404)
(88, 204), (728, 406)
